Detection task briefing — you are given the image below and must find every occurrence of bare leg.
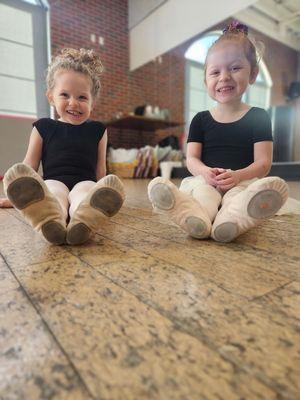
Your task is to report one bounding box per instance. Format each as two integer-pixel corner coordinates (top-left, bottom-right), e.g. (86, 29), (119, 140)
(44, 179), (70, 222)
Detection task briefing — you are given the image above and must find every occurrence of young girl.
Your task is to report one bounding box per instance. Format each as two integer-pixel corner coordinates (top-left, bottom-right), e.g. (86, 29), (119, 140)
(148, 21), (289, 243)
(0, 48), (125, 245)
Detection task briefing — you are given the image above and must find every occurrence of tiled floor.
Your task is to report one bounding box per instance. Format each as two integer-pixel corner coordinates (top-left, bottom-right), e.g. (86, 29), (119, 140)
(0, 179), (300, 399)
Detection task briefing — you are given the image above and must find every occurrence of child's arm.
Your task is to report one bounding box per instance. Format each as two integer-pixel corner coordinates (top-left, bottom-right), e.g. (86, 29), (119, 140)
(186, 142), (222, 186)
(95, 130), (108, 180)
(0, 128), (42, 208)
(216, 141), (273, 192)
(22, 127), (43, 170)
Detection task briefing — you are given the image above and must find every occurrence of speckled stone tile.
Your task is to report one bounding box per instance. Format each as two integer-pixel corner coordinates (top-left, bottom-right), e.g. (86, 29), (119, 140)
(0, 257), (91, 400)
(91, 222), (292, 298)
(120, 207), (174, 225)
(70, 240), (245, 329)
(12, 255), (278, 400)
(0, 210), (67, 267)
(234, 215), (300, 258)
(255, 281), (300, 321)
(214, 298), (300, 399)
(69, 238), (300, 399)
(113, 211), (300, 279)
(2, 181), (300, 399)
(116, 208), (190, 241)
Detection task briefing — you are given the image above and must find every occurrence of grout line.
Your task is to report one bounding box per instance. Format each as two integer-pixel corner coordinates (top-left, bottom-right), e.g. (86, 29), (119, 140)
(64, 245), (285, 399)
(0, 252), (96, 400)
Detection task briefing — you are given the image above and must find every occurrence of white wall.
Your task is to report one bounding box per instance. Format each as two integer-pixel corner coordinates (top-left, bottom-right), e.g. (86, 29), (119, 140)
(0, 118), (32, 175)
(129, 0), (256, 70)
(128, 0), (166, 29)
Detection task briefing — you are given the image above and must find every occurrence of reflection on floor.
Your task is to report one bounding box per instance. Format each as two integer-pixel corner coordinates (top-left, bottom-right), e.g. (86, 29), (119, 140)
(0, 179), (300, 399)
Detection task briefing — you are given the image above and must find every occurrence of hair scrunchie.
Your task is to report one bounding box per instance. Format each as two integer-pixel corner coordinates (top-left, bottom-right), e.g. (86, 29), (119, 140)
(223, 21), (249, 35)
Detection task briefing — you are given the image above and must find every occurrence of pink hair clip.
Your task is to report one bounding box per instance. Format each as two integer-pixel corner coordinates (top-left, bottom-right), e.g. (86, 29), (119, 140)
(223, 21), (249, 35)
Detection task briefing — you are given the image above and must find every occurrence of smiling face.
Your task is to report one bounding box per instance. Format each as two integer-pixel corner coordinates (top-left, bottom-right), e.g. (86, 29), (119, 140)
(205, 41), (258, 106)
(47, 69), (94, 125)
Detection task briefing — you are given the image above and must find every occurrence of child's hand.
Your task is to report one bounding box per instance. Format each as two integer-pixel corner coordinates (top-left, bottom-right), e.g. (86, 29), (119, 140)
(215, 169), (241, 192)
(0, 197), (13, 208)
(201, 167), (225, 186)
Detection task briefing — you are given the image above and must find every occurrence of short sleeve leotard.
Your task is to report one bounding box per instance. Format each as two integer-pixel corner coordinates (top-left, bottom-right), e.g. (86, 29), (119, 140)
(187, 107), (272, 170)
(33, 118), (106, 190)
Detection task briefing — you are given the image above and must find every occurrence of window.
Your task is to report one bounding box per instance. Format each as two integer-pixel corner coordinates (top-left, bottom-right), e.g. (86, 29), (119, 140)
(185, 31), (272, 132)
(0, 0), (49, 119)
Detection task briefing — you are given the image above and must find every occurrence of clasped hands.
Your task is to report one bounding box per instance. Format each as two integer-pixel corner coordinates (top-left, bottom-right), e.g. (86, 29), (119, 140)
(201, 167), (241, 192)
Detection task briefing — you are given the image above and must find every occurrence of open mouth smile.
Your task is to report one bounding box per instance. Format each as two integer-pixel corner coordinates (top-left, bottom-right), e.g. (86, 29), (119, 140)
(217, 86), (234, 93)
(67, 110), (83, 117)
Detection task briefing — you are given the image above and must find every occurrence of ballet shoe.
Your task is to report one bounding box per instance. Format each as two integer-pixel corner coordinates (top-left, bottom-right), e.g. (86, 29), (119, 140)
(67, 174), (125, 245)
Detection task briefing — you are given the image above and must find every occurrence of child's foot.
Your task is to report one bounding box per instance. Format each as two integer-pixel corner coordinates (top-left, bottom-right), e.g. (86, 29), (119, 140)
(66, 175), (125, 245)
(3, 163), (66, 245)
(148, 177), (211, 238)
(211, 177), (289, 243)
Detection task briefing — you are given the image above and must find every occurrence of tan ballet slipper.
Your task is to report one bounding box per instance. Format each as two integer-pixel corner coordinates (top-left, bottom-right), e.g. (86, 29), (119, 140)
(148, 177), (211, 238)
(3, 163), (66, 245)
(211, 176), (289, 243)
(67, 174), (125, 245)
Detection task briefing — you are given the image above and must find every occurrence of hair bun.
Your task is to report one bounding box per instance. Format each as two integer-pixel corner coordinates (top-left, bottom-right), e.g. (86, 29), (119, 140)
(223, 20), (248, 35)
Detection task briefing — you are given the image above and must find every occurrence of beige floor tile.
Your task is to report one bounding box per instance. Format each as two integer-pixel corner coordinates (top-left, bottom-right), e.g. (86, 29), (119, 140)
(1, 179), (299, 399)
(70, 240), (245, 329)
(0, 210), (67, 267)
(116, 209), (300, 267)
(92, 221), (293, 298)
(11, 255), (278, 400)
(0, 258), (91, 400)
(214, 299), (300, 399)
(69, 238), (300, 399)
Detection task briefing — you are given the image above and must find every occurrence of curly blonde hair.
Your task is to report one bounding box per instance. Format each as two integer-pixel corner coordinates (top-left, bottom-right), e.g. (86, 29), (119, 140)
(46, 48), (104, 98)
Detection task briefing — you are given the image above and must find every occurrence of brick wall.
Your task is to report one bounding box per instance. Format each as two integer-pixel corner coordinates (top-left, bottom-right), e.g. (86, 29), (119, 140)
(49, 1), (298, 149)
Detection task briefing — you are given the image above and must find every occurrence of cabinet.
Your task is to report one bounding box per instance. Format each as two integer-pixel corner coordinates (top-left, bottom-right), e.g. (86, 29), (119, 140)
(105, 115), (184, 178)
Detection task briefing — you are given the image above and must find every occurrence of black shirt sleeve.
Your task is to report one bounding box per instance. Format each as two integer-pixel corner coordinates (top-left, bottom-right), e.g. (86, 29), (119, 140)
(32, 118), (56, 140)
(88, 120), (106, 142)
(187, 112), (205, 143)
(252, 108), (273, 143)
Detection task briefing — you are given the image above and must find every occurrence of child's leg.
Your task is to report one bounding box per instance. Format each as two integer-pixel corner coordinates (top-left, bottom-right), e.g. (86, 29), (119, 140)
(180, 176), (222, 221)
(148, 176), (220, 238)
(44, 179), (69, 222)
(68, 181), (95, 218)
(211, 176), (289, 243)
(3, 163), (67, 244)
(66, 175), (125, 245)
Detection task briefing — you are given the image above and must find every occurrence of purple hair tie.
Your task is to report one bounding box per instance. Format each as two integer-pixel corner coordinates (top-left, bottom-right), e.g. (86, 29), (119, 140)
(223, 21), (248, 35)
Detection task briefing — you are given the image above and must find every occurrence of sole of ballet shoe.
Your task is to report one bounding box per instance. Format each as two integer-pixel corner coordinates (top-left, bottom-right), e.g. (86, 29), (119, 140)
(149, 182), (175, 210)
(185, 216), (210, 239)
(247, 189), (284, 219)
(41, 221), (66, 245)
(67, 223), (92, 245)
(7, 177), (45, 209)
(90, 187), (123, 217)
(213, 222), (238, 243)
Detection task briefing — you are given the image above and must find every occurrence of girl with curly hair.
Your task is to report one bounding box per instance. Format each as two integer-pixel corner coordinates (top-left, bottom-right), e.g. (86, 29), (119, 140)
(0, 48), (125, 245)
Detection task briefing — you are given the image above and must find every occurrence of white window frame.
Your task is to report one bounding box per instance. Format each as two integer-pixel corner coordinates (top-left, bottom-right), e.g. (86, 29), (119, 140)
(0, 0), (50, 119)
